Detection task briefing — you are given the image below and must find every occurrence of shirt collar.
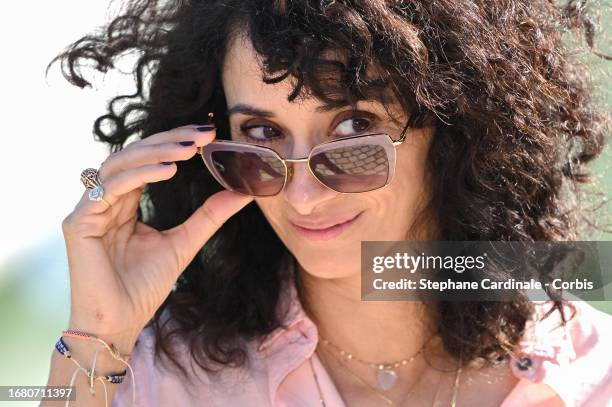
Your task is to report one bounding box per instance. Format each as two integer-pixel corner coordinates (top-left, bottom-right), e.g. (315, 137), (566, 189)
(516, 300), (577, 363)
(254, 255), (320, 406)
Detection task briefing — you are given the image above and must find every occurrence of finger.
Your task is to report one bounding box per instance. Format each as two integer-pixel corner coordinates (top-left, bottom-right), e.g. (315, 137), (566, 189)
(162, 190), (254, 273)
(62, 202), (115, 239)
(76, 162), (178, 216)
(126, 125), (216, 149)
(105, 186), (143, 236)
(64, 187), (144, 241)
(98, 136), (213, 183)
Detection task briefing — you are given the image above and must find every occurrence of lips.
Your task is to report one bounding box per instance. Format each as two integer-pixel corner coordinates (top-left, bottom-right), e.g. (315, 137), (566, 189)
(291, 211), (363, 230)
(290, 211), (364, 241)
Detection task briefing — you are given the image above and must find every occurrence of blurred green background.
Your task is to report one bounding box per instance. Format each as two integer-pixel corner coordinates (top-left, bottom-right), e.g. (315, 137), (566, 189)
(0, 2), (610, 406)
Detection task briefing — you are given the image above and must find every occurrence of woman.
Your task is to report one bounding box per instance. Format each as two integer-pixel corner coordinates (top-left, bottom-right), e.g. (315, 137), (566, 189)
(44, 0), (611, 406)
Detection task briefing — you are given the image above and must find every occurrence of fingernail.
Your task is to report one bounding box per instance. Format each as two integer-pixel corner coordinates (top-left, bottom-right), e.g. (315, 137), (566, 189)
(161, 161), (174, 165)
(196, 125), (215, 132)
(178, 141), (195, 146)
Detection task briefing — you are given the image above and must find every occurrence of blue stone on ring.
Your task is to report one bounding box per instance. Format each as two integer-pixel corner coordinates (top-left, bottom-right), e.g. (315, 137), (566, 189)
(88, 185), (105, 201)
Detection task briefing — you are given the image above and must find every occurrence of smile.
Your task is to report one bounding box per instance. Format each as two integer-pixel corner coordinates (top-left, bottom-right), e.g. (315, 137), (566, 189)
(291, 211), (363, 241)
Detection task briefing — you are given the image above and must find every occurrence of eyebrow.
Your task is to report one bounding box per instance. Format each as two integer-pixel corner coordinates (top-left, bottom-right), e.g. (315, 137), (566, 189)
(226, 102), (359, 118)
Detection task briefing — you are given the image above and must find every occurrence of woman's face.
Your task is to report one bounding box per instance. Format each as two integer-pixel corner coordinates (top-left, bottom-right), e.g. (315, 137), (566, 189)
(222, 32), (435, 279)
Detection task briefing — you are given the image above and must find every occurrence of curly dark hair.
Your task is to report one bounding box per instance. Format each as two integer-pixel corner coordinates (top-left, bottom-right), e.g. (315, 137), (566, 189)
(48, 0), (611, 382)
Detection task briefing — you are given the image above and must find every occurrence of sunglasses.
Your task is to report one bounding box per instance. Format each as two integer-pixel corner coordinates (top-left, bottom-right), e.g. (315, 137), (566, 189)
(196, 125), (410, 197)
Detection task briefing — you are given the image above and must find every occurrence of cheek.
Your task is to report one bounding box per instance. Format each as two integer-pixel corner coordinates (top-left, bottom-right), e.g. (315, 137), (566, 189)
(361, 135), (432, 237)
(392, 160), (427, 203)
(360, 187), (413, 240)
(254, 196), (294, 238)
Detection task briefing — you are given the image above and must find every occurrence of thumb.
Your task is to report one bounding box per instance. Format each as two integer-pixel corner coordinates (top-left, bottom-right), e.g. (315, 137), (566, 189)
(162, 190), (254, 271)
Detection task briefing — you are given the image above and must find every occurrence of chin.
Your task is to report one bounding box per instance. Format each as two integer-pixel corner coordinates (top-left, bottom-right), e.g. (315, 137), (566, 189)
(293, 246), (362, 279)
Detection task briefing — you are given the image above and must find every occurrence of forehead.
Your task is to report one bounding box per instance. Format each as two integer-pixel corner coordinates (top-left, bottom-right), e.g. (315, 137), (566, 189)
(221, 29), (405, 122)
(222, 29), (319, 115)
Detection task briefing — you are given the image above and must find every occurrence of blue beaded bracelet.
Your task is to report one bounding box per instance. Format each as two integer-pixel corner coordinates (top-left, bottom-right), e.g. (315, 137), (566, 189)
(55, 337), (128, 384)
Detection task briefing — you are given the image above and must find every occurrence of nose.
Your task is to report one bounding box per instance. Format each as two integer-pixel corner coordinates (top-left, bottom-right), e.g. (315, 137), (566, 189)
(282, 157), (336, 215)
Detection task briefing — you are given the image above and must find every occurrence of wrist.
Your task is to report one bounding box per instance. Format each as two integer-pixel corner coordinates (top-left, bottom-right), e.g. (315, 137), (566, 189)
(66, 317), (143, 351)
(60, 334), (136, 376)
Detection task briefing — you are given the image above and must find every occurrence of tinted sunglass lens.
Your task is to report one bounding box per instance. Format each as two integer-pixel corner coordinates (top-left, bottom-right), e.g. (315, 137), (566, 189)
(309, 144), (389, 192)
(210, 150), (286, 196)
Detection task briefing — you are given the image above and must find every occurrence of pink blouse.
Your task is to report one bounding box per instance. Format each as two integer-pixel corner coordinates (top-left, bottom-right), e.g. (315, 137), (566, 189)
(112, 258), (612, 407)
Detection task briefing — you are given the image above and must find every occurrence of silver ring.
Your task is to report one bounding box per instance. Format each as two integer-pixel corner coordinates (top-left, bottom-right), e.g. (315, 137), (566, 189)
(87, 185), (111, 207)
(81, 168), (102, 189)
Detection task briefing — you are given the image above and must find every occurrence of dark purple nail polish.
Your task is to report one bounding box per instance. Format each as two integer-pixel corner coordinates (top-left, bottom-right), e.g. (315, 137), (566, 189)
(178, 140), (195, 146)
(161, 161), (174, 165)
(196, 125), (215, 132)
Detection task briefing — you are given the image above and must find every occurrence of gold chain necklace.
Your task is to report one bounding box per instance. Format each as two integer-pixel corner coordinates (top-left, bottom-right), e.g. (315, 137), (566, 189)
(317, 346), (425, 406)
(310, 344), (462, 407)
(318, 334), (425, 391)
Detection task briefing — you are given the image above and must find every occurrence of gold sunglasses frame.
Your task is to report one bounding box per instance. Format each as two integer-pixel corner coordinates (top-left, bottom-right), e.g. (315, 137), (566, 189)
(196, 124), (410, 197)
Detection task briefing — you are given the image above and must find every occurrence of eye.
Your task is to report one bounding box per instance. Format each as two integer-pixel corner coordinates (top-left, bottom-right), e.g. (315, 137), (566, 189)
(332, 116), (372, 138)
(236, 113), (375, 144)
(239, 123), (282, 143)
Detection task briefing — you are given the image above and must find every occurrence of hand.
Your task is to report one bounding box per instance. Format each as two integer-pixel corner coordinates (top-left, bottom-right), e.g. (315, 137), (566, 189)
(62, 125), (253, 349)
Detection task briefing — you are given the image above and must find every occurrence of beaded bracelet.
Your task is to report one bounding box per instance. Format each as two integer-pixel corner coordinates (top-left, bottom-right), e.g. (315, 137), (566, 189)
(55, 337), (127, 383)
(56, 329), (137, 407)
